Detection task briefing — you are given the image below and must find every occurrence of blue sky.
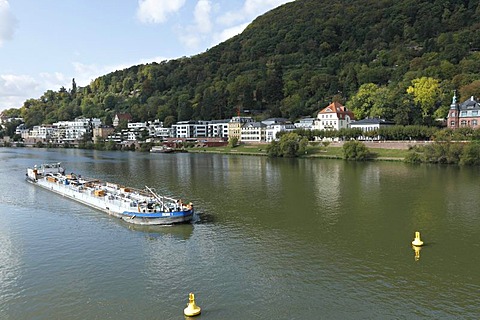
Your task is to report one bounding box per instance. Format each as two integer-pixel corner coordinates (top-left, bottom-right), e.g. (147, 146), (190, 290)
(0, 0), (294, 112)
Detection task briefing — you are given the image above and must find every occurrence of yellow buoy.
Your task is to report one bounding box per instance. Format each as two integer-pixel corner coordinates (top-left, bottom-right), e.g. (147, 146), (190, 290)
(411, 231), (424, 246)
(184, 292), (201, 317)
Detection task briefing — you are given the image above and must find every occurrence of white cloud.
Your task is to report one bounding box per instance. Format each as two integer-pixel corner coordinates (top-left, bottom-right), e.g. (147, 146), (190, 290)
(0, 74), (39, 110)
(218, 0), (293, 26)
(39, 72), (68, 90)
(0, 74), (37, 97)
(0, 0), (17, 46)
(194, 0), (212, 34)
(212, 22), (249, 45)
(137, 0), (186, 24)
(177, 0), (213, 49)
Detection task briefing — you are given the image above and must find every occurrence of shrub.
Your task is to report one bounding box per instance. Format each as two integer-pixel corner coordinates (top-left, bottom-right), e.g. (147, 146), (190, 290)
(460, 142), (480, 165)
(267, 133), (308, 157)
(342, 140), (371, 160)
(228, 136), (239, 148)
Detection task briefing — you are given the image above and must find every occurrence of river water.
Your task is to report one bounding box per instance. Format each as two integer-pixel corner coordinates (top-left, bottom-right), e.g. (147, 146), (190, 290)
(0, 148), (479, 319)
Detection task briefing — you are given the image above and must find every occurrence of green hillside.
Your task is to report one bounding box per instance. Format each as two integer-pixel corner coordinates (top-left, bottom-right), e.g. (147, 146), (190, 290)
(12, 0), (480, 127)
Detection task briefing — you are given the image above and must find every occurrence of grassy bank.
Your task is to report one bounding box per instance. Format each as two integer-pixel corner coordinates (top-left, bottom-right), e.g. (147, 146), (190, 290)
(184, 143), (409, 161)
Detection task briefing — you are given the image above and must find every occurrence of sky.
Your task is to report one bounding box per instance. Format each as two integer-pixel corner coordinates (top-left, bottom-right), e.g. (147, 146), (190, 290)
(0, 0), (294, 112)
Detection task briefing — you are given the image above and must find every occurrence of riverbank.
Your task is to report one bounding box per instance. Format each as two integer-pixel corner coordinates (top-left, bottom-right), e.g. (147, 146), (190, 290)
(183, 141), (418, 161)
(3, 140), (418, 161)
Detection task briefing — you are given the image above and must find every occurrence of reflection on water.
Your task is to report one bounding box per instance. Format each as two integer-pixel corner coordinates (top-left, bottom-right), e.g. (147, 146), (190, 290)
(413, 245), (422, 261)
(0, 212), (22, 319)
(124, 223), (194, 241)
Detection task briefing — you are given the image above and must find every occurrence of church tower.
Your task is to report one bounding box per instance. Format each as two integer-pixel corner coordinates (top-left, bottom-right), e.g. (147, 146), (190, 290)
(447, 91), (459, 129)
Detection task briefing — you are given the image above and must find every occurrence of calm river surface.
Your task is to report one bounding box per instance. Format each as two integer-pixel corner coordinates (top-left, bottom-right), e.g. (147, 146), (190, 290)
(0, 147), (479, 319)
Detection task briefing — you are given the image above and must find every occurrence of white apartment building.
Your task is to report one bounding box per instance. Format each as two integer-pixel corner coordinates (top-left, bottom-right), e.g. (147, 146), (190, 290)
(208, 120), (229, 138)
(53, 118), (102, 142)
(173, 121), (196, 138)
(172, 121), (210, 138)
(265, 123), (297, 142)
(194, 121), (209, 137)
(240, 122), (266, 142)
(349, 118), (395, 140)
(15, 124), (29, 138)
(153, 127), (173, 139)
(28, 125), (55, 140)
(128, 122), (147, 129)
(294, 117), (316, 129)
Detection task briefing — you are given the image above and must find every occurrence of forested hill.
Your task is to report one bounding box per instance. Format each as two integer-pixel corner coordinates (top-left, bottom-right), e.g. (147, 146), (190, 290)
(13, 0), (480, 127)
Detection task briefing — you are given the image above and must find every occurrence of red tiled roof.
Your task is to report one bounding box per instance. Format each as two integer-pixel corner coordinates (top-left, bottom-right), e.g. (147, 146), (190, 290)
(115, 113), (132, 120)
(318, 102), (355, 119)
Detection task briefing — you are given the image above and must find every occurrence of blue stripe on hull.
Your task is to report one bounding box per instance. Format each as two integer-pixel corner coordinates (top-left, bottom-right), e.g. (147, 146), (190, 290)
(120, 209), (194, 219)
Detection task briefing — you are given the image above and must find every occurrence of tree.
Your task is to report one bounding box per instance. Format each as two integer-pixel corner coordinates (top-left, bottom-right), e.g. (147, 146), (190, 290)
(228, 136), (239, 147)
(281, 93), (304, 120)
(264, 63), (284, 107)
(267, 132), (307, 157)
(104, 113), (113, 126)
(459, 80), (480, 101)
(71, 78), (77, 97)
(406, 77), (442, 123)
(163, 115), (176, 128)
(348, 83), (375, 119)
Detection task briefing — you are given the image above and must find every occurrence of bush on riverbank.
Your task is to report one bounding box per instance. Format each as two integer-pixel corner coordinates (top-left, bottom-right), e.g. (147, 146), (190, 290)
(404, 141), (480, 165)
(267, 132), (308, 157)
(342, 141), (374, 161)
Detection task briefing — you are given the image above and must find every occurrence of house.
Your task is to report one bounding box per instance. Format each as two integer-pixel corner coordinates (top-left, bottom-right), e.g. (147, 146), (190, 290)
(349, 118), (395, 140)
(15, 124), (29, 137)
(261, 118), (296, 142)
(447, 93), (480, 129)
(228, 116), (253, 141)
(113, 113), (132, 127)
(265, 122), (296, 142)
(240, 122), (266, 143)
(294, 117), (316, 130)
(261, 118), (288, 126)
(313, 101), (355, 131)
(93, 126), (115, 141)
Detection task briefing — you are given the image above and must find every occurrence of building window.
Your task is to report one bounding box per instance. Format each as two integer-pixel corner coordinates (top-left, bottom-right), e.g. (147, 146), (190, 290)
(450, 121), (455, 126)
(461, 120), (467, 126)
(473, 120), (478, 126)
(461, 111), (467, 116)
(473, 111), (478, 116)
(451, 112), (455, 117)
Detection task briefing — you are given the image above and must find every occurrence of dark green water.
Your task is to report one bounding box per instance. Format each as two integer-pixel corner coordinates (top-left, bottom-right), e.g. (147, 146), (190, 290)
(0, 148), (479, 319)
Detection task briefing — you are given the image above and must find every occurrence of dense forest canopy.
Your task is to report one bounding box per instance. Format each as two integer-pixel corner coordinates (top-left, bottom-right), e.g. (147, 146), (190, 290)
(8, 0), (480, 128)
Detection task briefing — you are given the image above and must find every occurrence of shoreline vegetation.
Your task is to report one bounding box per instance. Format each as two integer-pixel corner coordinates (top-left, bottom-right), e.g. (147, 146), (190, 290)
(4, 135), (480, 166)
(0, 140), (417, 162)
(185, 141), (410, 161)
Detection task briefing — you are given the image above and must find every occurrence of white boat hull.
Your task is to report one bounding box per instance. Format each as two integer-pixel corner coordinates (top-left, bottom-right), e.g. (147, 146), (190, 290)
(26, 164), (193, 226)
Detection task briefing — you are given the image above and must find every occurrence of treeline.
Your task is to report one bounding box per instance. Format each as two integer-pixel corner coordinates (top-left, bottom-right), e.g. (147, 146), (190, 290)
(3, 0), (480, 129)
(281, 125), (480, 142)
